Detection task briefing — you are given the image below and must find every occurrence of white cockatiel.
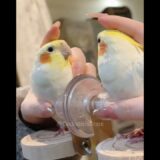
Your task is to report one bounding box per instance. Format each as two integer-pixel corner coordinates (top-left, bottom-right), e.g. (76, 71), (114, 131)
(97, 30), (143, 101)
(31, 40), (73, 104)
(97, 30), (144, 141)
(31, 40), (73, 132)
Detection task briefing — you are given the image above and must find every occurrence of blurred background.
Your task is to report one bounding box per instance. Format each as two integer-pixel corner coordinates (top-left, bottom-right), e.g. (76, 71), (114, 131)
(16, 0), (144, 159)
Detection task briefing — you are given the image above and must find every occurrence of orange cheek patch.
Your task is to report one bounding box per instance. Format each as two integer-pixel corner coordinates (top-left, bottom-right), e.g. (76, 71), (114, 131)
(98, 43), (107, 56)
(40, 53), (51, 64)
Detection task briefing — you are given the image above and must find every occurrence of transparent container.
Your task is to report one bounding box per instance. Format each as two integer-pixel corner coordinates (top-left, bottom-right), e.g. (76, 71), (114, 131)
(54, 75), (114, 138)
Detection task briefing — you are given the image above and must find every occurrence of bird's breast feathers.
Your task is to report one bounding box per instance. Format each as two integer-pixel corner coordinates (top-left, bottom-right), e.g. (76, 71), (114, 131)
(98, 40), (143, 100)
(31, 64), (73, 101)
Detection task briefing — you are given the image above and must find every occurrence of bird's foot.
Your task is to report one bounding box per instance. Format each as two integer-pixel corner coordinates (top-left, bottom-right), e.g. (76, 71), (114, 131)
(127, 136), (144, 144)
(121, 128), (144, 144)
(54, 124), (69, 137)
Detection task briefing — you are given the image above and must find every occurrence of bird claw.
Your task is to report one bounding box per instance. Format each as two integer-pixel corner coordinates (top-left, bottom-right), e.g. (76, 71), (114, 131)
(54, 128), (65, 136)
(127, 136), (144, 144)
(54, 124), (69, 137)
(120, 128), (144, 144)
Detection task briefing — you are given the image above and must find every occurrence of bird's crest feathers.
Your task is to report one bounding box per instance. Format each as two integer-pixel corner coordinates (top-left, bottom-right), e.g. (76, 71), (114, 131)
(99, 30), (143, 50)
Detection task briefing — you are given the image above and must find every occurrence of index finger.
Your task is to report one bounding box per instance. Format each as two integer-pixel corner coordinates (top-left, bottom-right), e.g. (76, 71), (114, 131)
(40, 21), (61, 47)
(69, 47), (86, 76)
(88, 13), (144, 45)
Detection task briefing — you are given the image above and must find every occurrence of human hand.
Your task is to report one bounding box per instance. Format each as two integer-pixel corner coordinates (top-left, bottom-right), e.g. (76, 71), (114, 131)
(94, 96), (144, 121)
(88, 13), (144, 120)
(21, 21), (96, 124)
(88, 13), (143, 45)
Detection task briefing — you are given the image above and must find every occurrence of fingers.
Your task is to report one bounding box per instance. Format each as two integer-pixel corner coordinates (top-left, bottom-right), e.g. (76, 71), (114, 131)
(85, 63), (97, 77)
(70, 48), (97, 77)
(70, 47), (86, 76)
(21, 90), (55, 124)
(94, 96), (144, 121)
(40, 22), (97, 78)
(40, 21), (61, 47)
(88, 13), (144, 45)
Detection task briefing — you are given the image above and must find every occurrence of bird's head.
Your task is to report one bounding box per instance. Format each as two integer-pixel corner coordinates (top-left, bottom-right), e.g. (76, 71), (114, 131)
(97, 30), (143, 57)
(35, 40), (72, 70)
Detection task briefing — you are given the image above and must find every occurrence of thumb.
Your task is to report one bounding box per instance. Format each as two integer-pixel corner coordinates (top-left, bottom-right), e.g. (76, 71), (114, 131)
(40, 21), (61, 47)
(70, 47), (86, 76)
(21, 90), (55, 123)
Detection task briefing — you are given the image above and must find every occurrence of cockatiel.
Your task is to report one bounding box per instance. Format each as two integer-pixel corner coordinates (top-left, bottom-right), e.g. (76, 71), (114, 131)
(31, 40), (73, 133)
(97, 30), (143, 101)
(97, 30), (144, 141)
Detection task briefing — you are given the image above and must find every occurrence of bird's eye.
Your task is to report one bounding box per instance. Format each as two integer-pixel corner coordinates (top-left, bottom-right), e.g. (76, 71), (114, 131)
(97, 38), (101, 43)
(47, 46), (54, 52)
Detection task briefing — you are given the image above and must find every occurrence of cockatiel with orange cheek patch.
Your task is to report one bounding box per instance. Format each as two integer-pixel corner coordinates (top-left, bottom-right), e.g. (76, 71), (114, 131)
(31, 40), (73, 133)
(97, 30), (143, 101)
(97, 30), (144, 142)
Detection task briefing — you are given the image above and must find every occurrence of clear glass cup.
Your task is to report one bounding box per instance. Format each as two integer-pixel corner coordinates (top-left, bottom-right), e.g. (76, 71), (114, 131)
(54, 75), (114, 138)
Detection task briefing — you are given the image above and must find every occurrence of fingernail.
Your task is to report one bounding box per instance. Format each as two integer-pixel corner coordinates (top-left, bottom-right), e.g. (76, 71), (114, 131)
(38, 103), (55, 117)
(85, 13), (98, 20)
(43, 103), (55, 114)
(87, 13), (100, 18)
(93, 105), (118, 120)
(46, 107), (53, 113)
(92, 18), (98, 20)
(54, 21), (61, 27)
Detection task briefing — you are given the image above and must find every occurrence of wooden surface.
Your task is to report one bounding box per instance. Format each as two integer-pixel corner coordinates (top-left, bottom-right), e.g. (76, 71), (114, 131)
(96, 137), (144, 160)
(88, 116), (113, 160)
(21, 130), (77, 160)
(20, 130), (93, 160)
(20, 127), (113, 160)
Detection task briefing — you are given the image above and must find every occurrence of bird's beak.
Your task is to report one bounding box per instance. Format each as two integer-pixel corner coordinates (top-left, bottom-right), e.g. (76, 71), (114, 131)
(40, 52), (51, 64)
(98, 42), (107, 56)
(61, 46), (72, 60)
(68, 54), (73, 65)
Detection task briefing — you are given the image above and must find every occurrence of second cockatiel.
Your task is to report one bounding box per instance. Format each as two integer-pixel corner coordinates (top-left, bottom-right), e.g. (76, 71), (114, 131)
(31, 40), (73, 132)
(97, 30), (144, 140)
(97, 30), (143, 101)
